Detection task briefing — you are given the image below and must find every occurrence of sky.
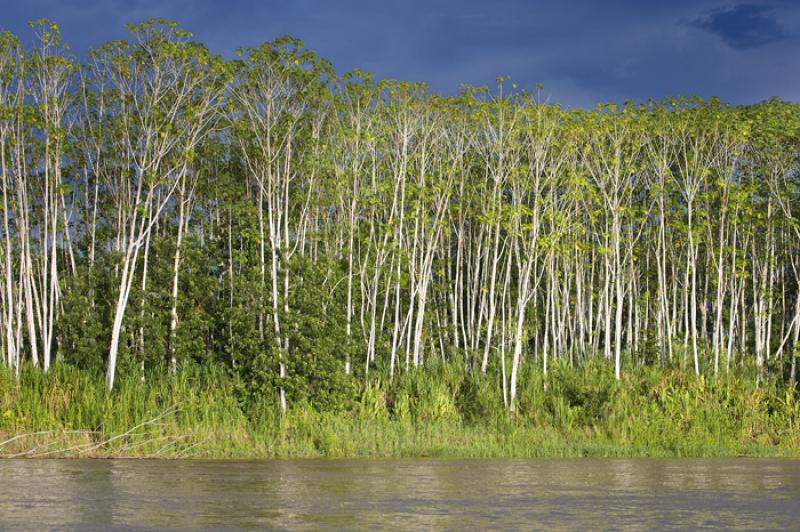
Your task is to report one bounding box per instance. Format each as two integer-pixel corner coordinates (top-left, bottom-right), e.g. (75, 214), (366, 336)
(1, 0), (798, 107)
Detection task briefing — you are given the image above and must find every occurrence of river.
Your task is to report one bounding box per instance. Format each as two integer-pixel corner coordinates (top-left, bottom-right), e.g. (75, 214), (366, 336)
(1, 458), (798, 530)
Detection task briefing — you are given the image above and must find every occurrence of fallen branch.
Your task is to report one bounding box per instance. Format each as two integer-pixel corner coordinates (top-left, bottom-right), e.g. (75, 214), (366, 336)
(0, 430), (99, 454)
(76, 404), (180, 456)
(0, 405), (180, 458)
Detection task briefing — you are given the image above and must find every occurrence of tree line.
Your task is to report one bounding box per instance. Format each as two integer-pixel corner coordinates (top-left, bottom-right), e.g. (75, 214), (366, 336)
(1, 19), (799, 412)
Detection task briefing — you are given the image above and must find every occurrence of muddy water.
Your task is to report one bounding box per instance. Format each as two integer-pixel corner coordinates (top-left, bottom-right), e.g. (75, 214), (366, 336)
(1, 458), (799, 530)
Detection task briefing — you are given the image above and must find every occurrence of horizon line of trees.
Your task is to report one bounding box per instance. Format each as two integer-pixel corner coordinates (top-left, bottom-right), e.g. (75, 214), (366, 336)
(1, 19), (799, 411)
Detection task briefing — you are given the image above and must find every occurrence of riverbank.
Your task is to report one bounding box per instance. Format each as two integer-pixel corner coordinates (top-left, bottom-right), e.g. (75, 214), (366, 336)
(1, 362), (798, 459)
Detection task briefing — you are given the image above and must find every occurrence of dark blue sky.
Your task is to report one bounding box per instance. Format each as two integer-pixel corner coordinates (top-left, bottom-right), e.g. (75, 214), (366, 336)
(2, 0), (798, 107)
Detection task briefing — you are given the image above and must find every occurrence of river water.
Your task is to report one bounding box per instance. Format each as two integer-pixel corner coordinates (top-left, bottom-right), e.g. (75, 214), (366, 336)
(1, 458), (798, 530)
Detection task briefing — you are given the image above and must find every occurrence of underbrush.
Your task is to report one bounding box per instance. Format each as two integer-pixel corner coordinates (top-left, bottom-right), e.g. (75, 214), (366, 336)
(1, 359), (798, 458)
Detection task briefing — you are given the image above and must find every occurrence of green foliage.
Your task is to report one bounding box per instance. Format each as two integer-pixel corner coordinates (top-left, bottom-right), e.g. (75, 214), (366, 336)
(57, 268), (109, 372)
(235, 257), (356, 413)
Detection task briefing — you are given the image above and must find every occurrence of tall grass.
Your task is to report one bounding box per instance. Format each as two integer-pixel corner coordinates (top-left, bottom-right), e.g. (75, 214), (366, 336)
(1, 359), (798, 458)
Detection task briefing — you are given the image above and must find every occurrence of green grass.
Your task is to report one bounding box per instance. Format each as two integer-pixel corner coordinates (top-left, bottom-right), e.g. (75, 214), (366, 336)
(1, 359), (798, 459)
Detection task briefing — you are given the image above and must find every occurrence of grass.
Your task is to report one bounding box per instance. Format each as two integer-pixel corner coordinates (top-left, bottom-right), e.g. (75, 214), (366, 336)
(1, 358), (798, 459)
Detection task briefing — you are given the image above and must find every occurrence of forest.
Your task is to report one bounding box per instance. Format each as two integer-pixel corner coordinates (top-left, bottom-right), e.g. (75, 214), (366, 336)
(1, 19), (800, 458)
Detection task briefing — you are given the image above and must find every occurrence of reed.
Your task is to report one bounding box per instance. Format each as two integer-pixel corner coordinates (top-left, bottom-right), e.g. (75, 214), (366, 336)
(1, 360), (798, 458)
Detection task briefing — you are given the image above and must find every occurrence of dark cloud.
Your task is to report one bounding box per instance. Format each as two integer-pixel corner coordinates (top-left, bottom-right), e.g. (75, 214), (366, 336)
(1, 0), (799, 106)
(687, 3), (786, 50)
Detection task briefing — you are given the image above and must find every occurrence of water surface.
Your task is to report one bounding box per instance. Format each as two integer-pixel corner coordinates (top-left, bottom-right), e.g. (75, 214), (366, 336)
(1, 458), (798, 530)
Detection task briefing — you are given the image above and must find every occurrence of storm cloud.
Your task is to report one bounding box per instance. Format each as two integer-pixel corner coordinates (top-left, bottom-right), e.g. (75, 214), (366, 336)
(1, 0), (798, 106)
